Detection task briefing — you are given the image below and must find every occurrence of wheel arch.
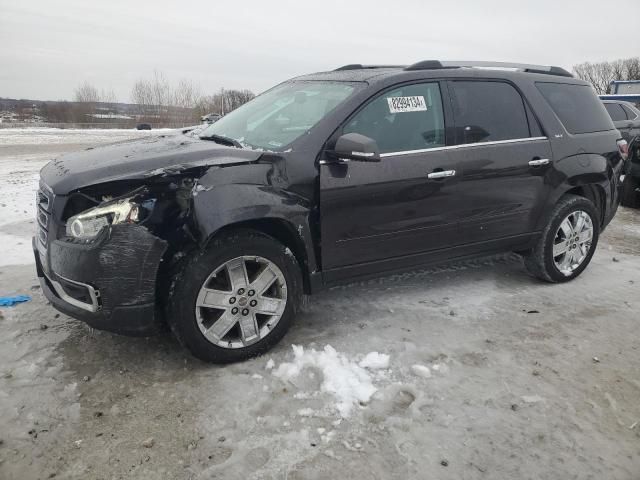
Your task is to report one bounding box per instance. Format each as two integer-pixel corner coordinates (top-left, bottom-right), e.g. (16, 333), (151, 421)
(560, 184), (607, 227)
(184, 181), (319, 293)
(205, 218), (314, 294)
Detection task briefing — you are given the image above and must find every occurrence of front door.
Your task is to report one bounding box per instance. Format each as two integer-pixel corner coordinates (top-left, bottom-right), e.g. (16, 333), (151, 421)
(319, 81), (461, 273)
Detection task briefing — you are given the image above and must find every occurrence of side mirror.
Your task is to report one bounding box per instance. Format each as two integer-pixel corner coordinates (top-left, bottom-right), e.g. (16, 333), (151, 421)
(327, 133), (381, 163)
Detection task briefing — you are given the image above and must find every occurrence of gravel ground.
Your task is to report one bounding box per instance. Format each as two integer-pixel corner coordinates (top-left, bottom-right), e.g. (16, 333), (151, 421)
(0, 130), (639, 480)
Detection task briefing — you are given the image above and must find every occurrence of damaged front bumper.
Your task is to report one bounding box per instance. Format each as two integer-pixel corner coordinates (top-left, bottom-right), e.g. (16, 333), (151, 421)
(33, 224), (167, 336)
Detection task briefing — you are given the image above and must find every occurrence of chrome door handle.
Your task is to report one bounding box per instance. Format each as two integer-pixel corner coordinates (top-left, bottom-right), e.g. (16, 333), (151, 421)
(529, 158), (550, 166)
(427, 169), (456, 179)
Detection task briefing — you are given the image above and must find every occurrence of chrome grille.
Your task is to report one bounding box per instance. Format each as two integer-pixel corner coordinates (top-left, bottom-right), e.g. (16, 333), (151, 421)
(36, 183), (53, 252)
(37, 209), (48, 229)
(37, 188), (51, 212)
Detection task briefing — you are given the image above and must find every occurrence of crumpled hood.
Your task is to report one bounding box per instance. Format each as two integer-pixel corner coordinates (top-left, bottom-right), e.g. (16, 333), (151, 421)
(40, 132), (263, 195)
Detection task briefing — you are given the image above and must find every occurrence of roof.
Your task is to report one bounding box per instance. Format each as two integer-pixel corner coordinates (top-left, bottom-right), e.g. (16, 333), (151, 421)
(294, 68), (401, 83)
(293, 60), (576, 85)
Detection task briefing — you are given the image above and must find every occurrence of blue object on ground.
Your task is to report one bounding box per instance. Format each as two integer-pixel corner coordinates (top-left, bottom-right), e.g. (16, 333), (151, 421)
(0, 295), (32, 307)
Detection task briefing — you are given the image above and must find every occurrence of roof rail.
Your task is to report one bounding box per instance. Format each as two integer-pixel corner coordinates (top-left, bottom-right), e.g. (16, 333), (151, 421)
(334, 64), (405, 71)
(404, 60), (573, 77)
(404, 60), (444, 71)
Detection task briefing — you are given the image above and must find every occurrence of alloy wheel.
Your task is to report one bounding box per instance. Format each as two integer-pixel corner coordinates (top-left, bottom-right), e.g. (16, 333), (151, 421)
(195, 256), (287, 348)
(552, 210), (594, 276)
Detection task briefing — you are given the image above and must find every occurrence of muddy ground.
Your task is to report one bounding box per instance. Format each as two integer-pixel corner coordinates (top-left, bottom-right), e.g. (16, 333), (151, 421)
(1, 131), (639, 480)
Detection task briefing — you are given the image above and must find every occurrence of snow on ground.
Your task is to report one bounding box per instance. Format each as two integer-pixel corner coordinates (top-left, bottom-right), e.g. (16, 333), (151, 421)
(0, 127), (174, 146)
(0, 129), (639, 479)
(0, 153), (48, 267)
(0, 128), (170, 267)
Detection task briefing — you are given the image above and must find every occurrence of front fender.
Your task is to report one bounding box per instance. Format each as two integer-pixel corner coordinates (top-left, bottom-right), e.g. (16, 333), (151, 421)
(190, 182), (317, 273)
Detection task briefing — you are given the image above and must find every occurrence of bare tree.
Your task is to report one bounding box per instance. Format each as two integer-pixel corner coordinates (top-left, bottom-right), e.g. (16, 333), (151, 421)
(100, 88), (118, 105)
(171, 79), (201, 108)
(150, 70), (171, 118)
(224, 89), (255, 112)
(131, 79), (155, 120)
(72, 81), (101, 123)
(130, 71), (254, 126)
(196, 94), (222, 117)
(74, 81), (100, 103)
(624, 57), (640, 80)
(196, 88), (255, 117)
(172, 79), (202, 124)
(573, 57), (640, 94)
(572, 62), (612, 94)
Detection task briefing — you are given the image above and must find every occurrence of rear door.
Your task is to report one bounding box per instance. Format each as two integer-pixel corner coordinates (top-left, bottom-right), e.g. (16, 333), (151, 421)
(446, 80), (552, 243)
(319, 81), (461, 271)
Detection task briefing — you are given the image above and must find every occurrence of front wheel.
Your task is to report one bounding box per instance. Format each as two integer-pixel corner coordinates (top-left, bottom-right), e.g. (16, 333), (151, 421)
(524, 195), (600, 283)
(167, 230), (303, 363)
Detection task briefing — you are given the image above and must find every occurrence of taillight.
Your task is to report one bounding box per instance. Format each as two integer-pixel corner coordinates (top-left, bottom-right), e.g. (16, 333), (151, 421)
(617, 139), (629, 161)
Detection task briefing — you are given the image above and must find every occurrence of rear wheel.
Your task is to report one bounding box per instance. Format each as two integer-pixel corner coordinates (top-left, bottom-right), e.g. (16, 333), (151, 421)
(524, 195), (599, 283)
(167, 230), (302, 363)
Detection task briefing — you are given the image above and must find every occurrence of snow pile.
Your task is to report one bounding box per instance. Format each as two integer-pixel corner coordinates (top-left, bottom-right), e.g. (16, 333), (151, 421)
(272, 345), (390, 417)
(358, 351), (390, 370)
(411, 364), (432, 378)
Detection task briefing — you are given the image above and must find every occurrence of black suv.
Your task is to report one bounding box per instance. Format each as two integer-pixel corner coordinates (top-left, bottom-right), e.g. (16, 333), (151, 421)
(34, 61), (627, 363)
(602, 99), (640, 207)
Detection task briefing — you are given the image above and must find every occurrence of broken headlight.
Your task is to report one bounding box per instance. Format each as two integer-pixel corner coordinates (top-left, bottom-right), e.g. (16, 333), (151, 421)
(66, 197), (143, 240)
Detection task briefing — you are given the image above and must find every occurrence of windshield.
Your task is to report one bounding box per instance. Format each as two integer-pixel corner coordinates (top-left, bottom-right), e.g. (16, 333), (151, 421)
(199, 81), (357, 151)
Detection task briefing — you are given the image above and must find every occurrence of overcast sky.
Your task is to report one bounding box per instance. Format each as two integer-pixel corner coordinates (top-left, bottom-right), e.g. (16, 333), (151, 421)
(1, 0), (638, 102)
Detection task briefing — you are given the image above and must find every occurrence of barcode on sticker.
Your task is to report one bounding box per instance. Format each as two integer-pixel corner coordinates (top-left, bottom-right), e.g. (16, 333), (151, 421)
(387, 96), (427, 113)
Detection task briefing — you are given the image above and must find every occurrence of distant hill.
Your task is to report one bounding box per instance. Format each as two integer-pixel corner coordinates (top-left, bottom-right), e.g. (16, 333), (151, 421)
(0, 97), (198, 128)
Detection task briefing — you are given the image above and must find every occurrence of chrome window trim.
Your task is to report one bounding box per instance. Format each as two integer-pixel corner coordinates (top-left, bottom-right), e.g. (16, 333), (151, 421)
(379, 137), (548, 157)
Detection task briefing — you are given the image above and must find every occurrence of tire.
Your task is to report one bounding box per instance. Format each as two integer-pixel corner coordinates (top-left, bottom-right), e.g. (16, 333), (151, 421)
(620, 175), (639, 208)
(167, 230), (303, 363)
(524, 195), (600, 283)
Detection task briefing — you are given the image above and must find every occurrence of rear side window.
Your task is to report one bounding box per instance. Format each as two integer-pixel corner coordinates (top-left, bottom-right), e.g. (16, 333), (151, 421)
(449, 81), (531, 144)
(604, 103), (627, 121)
(536, 82), (614, 134)
(343, 82), (445, 154)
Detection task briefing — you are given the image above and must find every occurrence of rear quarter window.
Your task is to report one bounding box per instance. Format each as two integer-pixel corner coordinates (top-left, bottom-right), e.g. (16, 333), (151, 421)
(536, 82), (614, 134)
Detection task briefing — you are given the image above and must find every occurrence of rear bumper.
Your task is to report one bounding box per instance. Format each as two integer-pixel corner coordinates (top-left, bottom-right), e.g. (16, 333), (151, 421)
(33, 224), (168, 336)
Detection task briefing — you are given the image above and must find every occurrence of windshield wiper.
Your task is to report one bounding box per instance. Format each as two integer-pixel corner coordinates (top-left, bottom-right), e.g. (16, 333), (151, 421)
(199, 133), (244, 149)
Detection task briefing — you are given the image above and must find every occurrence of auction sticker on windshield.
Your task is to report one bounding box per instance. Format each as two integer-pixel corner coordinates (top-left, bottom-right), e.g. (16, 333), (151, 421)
(387, 96), (427, 113)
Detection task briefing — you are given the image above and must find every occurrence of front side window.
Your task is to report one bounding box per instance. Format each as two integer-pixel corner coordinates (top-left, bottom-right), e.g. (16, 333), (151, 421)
(343, 82), (445, 154)
(199, 81), (358, 151)
(450, 81), (531, 144)
(604, 103), (627, 121)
